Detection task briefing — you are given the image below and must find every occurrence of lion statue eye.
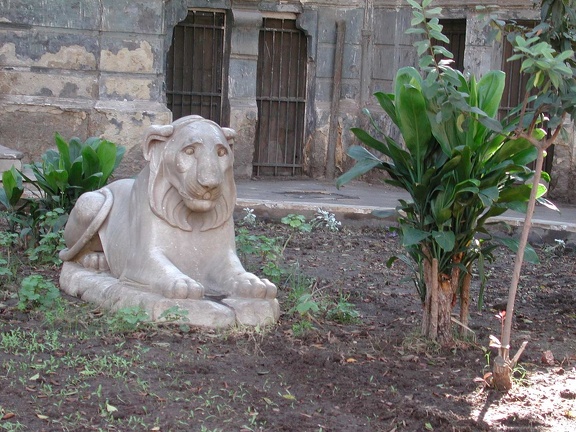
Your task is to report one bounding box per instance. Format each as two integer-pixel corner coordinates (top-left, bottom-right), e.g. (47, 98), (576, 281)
(217, 147), (228, 157)
(184, 147), (195, 156)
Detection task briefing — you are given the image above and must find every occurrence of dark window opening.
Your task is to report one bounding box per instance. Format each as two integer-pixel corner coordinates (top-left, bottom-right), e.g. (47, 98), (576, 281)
(436, 19), (466, 71)
(254, 18), (307, 177)
(166, 10), (228, 124)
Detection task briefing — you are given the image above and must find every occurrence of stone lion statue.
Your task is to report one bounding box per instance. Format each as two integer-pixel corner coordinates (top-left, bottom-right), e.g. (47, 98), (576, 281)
(59, 115), (279, 327)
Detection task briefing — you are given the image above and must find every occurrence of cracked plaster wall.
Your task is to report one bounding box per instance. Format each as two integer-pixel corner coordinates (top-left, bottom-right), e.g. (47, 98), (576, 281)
(0, 0), (170, 176)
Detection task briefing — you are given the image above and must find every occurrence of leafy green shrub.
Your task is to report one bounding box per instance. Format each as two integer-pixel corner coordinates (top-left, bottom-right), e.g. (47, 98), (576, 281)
(1, 134), (124, 252)
(0, 167), (24, 211)
(17, 275), (61, 311)
(0, 167), (27, 233)
(236, 227), (284, 283)
(337, 0), (546, 344)
(0, 231), (19, 282)
(22, 133), (125, 213)
(25, 208), (67, 265)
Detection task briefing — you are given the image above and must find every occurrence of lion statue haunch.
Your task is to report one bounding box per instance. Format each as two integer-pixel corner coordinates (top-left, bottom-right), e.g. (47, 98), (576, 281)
(59, 115), (279, 327)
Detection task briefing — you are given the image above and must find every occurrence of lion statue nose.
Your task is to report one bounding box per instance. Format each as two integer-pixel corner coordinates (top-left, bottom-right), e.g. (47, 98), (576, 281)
(197, 158), (223, 193)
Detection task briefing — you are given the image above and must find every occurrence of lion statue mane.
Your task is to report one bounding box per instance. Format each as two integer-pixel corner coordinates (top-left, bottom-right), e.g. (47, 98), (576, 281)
(59, 115), (277, 310)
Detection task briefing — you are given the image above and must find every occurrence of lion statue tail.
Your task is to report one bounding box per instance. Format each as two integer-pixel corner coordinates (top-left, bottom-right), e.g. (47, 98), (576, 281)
(59, 187), (114, 262)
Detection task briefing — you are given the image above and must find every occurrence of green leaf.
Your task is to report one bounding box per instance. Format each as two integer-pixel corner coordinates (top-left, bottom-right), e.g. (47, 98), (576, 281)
(395, 68), (432, 170)
(374, 92), (398, 126)
(336, 149), (383, 188)
(432, 230), (455, 251)
(493, 236), (539, 264)
(96, 140), (118, 186)
(54, 133), (71, 171)
(401, 226), (430, 246)
(1, 167), (24, 207)
(477, 70), (506, 119)
(81, 146), (101, 178)
(351, 128), (389, 155)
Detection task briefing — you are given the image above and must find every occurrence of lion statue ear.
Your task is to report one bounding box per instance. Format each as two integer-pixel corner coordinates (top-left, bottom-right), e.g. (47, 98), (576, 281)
(221, 127), (236, 151)
(143, 125), (174, 164)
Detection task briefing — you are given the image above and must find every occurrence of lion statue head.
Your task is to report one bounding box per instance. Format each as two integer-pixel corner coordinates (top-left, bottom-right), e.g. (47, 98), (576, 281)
(143, 115), (237, 232)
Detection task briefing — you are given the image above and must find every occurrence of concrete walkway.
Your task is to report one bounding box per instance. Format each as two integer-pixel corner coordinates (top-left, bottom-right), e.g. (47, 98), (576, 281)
(235, 178), (576, 238)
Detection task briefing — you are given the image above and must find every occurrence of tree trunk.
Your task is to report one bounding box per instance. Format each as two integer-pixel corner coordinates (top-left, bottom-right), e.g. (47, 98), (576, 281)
(436, 276), (454, 345)
(492, 145), (547, 389)
(492, 356), (512, 391)
(459, 265), (472, 337)
(421, 257), (439, 340)
(421, 256), (454, 345)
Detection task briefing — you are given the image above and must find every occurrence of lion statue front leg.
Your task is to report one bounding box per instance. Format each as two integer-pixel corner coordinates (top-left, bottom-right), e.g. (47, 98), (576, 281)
(204, 253), (277, 300)
(124, 249), (206, 300)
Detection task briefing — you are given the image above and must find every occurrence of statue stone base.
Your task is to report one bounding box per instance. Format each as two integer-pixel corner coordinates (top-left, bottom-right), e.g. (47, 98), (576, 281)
(60, 262), (280, 327)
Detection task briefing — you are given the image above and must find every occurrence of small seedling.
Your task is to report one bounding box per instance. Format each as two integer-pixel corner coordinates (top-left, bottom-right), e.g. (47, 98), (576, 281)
(281, 214), (312, 232)
(108, 306), (149, 333)
(327, 294), (360, 324)
(241, 207), (257, 226)
(313, 208), (341, 232)
(17, 275), (61, 311)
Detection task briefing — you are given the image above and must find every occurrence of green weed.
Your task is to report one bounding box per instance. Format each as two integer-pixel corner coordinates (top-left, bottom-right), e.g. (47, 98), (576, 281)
(17, 275), (61, 311)
(326, 293), (361, 324)
(108, 306), (149, 333)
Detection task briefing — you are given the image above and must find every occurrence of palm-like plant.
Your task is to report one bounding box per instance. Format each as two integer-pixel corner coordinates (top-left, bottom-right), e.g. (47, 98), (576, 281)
(337, 0), (546, 345)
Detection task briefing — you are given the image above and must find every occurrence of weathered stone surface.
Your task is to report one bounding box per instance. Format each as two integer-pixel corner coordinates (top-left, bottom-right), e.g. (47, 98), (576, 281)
(0, 38), (98, 69)
(229, 107), (258, 178)
(100, 40), (156, 74)
(0, 0), (100, 30)
(0, 69), (98, 99)
(0, 101), (91, 162)
(59, 115), (280, 328)
(92, 101), (171, 173)
(99, 75), (156, 101)
(100, 0), (163, 34)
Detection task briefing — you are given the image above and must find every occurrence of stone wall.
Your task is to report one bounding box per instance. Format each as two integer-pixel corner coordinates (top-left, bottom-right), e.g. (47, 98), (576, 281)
(1, 0), (574, 202)
(0, 0), (171, 177)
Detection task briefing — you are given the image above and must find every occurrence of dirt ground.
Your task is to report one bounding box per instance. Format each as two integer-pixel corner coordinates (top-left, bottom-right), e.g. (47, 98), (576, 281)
(1, 221), (575, 431)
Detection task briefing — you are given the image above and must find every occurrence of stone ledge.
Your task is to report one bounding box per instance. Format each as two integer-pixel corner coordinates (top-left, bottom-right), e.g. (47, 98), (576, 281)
(0, 144), (24, 174)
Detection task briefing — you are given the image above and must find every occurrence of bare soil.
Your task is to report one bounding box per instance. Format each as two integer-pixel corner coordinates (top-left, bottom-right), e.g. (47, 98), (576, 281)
(1, 222), (575, 431)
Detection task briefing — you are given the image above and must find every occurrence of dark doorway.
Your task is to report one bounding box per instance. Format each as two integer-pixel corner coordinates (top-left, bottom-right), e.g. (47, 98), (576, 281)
(254, 18), (307, 176)
(166, 10), (228, 124)
(437, 19), (466, 71)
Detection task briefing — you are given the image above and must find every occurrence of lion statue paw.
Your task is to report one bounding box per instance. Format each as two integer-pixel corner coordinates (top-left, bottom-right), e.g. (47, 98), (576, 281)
(160, 276), (205, 300)
(221, 273), (277, 299)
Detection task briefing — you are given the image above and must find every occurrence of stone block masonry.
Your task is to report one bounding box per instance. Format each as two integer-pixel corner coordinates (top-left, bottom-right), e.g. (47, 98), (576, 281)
(0, 0), (170, 177)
